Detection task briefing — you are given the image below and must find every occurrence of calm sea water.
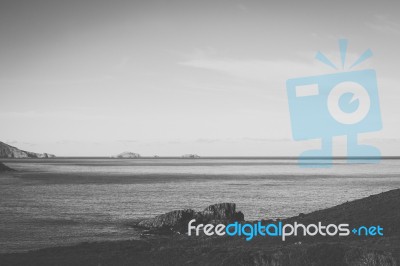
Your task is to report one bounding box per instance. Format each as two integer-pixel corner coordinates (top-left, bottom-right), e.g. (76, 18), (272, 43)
(1, 158), (400, 253)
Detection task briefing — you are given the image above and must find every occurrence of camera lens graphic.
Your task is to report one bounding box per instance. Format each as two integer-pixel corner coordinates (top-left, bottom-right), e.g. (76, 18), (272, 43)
(327, 82), (371, 125)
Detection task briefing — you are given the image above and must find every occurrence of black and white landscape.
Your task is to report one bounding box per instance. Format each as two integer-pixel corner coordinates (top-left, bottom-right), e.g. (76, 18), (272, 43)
(1, 0), (400, 265)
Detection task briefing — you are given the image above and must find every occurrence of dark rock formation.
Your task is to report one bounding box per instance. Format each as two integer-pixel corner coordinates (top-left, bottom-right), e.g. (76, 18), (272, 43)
(138, 209), (196, 231)
(137, 203), (244, 232)
(0, 162), (15, 172)
(200, 202), (244, 222)
(0, 141), (55, 159)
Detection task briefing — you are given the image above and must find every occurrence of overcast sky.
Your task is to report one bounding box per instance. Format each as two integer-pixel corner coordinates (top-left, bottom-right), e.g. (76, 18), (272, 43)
(1, 0), (400, 156)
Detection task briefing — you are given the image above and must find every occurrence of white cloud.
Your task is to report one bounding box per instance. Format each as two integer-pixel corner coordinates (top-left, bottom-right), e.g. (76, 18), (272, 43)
(0, 111), (120, 121)
(179, 55), (342, 83)
(366, 15), (400, 35)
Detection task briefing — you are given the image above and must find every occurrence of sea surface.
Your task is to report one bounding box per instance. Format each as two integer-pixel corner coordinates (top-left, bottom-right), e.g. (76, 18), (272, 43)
(1, 158), (400, 253)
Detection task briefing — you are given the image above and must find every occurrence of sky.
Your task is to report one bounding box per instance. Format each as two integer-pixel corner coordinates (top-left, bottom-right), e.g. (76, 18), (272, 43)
(1, 0), (400, 156)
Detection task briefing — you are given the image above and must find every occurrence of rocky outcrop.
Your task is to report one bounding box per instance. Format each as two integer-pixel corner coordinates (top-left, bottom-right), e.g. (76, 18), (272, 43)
(0, 141), (55, 159)
(137, 203), (244, 232)
(201, 202), (244, 222)
(182, 154), (200, 158)
(0, 162), (15, 172)
(138, 209), (196, 231)
(113, 152), (141, 158)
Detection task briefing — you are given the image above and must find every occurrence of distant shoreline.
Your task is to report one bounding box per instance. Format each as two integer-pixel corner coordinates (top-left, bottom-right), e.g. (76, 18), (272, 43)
(2, 156), (400, 160)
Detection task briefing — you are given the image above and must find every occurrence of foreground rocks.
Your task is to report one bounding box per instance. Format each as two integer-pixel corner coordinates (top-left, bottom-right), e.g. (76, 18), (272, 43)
(136, 203), (244, 233)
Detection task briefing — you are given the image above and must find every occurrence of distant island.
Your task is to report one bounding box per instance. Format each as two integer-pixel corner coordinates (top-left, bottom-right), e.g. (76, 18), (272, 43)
(0, 142), (202, 158)
(112, 153), (200, 158)
(181, 154), (200, 158)
(113, 151), (141, 159)
(0, 141), (55, 159)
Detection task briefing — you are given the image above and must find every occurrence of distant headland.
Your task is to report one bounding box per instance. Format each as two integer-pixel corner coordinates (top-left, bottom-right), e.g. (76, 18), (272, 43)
(0, 141), (55, 159)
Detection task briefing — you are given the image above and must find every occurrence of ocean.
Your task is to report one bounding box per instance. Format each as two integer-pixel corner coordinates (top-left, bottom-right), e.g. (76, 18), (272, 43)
(1, 158), (400, 253)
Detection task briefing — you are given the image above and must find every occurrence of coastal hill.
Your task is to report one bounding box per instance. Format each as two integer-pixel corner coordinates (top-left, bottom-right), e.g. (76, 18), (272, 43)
(0, 141), (55, 159)
(113, 151), (141, 158)
(1, 189), (399, 265)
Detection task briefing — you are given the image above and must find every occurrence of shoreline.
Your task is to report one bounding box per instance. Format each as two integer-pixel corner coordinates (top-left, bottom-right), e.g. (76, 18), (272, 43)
(1, 160), (400, 257)
(1, 188), (399, 265)
(3, 156), (400, 160)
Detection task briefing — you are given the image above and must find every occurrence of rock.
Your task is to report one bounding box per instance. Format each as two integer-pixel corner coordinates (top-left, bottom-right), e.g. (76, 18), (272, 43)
(198, 203), (244, 223)
(182, 154), (200, 158)
(113, 152), (141, 158)
(138, 209), (196, 231)
(0, 141), (55, 159)
(136, 203), (244, 232)
(0, 162), (15, 172)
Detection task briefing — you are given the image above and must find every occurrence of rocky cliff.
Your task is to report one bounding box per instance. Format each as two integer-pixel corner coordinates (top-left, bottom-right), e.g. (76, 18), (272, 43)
(0, 141), (55, 159)
(136, 203), (244, 232)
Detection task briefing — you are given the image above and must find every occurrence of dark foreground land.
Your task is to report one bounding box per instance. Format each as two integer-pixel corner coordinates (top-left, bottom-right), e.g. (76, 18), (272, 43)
(1, 189), (399, 266)
(0, 162), (15, 172)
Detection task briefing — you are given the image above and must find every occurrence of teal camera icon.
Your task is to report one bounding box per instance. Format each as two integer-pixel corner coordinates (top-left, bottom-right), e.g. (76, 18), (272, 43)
(286, 40), (382, 167)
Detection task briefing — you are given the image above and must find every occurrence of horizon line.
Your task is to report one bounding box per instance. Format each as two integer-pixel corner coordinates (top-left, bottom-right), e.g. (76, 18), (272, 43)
(3, 156), (400, 160)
